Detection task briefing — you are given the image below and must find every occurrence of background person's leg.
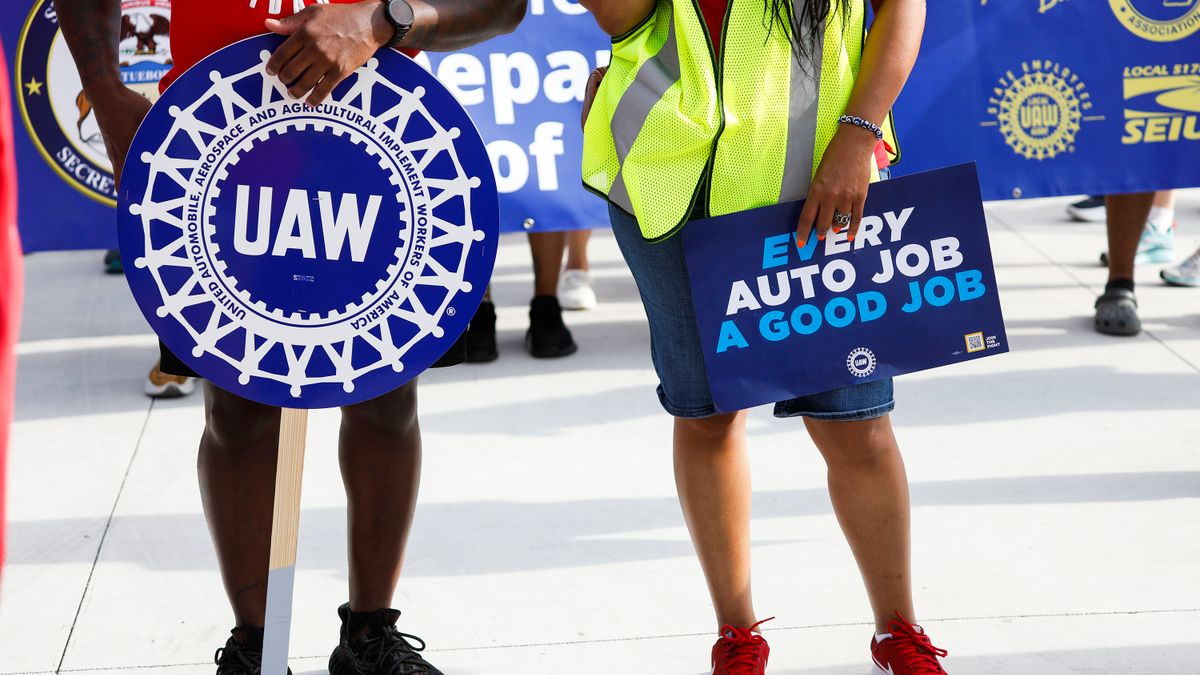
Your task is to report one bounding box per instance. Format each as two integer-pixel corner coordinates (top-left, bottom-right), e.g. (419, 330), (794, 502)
(339, 380), (422, 613)
(197, 383), (282, 628)
(526, 231), (576, 357)
(528, 231), (566, 297)
(560, 229), (598, 310)
(673, 411), (759, 630)
(566, 229), (591, 272)
(1106, 193), (1154, 282)
(804, 416), (914, 634)
(1097, 192), (1155, 336)
(1153, 189), (1176, 211)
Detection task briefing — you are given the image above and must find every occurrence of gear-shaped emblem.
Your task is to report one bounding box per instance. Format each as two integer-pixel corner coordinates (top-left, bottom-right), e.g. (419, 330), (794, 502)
(118, 35), (498, 408)
(987, 60), (1091, 161)
(846, 347), (877, 378)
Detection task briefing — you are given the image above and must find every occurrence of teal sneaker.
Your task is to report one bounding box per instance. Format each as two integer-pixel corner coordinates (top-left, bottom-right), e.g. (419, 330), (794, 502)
(1099, 220), (1175, 267)
(103, 249), (123, 274)
(1161, 245), (1200, 287)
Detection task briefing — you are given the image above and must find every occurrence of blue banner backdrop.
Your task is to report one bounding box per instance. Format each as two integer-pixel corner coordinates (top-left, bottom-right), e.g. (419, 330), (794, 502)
(3, 0), (169, 253)
(889, 0), (1200, 198)
(5, 0), (1199, 252)
(682, 164), (1009, 413)
(416, 0), (610, 233)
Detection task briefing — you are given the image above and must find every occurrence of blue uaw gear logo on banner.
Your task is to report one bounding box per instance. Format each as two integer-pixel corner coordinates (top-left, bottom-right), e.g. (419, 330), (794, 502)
(986, 60), (1095, 161)
(15, 0), (172, 206)
(118, 34), (499, 408)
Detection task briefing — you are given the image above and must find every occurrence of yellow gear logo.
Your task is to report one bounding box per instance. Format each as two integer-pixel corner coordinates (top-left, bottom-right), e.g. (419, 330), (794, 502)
(1108, 0), (1200, 42)
(988, 60), (1090, 161)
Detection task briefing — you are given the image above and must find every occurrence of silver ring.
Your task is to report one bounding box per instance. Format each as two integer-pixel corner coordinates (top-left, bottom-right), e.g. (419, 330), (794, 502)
(833, 210), (852, 227)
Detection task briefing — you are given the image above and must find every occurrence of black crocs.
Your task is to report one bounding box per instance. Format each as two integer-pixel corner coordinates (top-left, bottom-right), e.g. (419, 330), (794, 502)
(1094, 288), (1141, 336)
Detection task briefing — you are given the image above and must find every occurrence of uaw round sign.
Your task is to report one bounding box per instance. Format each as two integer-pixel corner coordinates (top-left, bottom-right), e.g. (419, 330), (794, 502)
(118, 35), (499, 408)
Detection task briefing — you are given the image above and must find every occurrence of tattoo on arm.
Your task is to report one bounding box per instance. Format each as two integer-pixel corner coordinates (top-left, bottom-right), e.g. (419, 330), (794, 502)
(404, 0), (526, 51)
(53, 0), (123, 95)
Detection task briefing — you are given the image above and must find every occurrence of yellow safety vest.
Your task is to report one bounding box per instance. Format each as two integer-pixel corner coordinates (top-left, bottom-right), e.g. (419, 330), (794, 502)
(583, 0), (885, 242)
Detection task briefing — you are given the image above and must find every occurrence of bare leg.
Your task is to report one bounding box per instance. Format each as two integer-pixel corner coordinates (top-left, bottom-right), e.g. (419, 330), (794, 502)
(340, 380), (422, 612)
(197, 383), (281, 627)
(565, 229), (592, 272)
(805, 416), (913, 634)
(674, 412), (758, 630)
(1106, 192), (1155, 282)
(528, 231), (566, 296)
(1153, 190), (1175, 209)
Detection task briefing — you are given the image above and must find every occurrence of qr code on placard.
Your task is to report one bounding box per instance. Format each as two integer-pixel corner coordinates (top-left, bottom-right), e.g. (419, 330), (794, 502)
(964, 332), (985, 353)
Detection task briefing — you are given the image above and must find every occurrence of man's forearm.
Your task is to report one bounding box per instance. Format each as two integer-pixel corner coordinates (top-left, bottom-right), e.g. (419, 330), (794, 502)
(53, 0), (123, 95)
(404, 0), (527, 51)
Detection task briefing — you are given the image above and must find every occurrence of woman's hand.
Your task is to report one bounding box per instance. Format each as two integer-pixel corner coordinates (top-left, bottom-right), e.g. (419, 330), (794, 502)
(265, 0), (393, 106)
(795, 126), (878, 246)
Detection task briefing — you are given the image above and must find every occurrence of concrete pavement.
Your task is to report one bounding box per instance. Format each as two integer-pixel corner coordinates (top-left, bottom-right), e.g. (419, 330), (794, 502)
(2, 192), (1199, 674)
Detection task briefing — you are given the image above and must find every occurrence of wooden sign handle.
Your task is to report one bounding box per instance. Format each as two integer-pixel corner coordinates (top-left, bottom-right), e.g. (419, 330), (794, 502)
(262, 407), (309, 675)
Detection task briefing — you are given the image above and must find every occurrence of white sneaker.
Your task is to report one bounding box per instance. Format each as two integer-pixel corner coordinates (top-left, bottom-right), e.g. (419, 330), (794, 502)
(144, 360), (196, 398)
(557, 268), (598, 310)
(1161, 244), (1200, 287)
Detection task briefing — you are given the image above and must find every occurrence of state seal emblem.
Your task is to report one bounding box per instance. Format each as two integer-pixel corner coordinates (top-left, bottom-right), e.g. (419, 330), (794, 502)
(15, 0), (172, 206)
(117, 35), (499, 408)
(986, 60), (1095, 161)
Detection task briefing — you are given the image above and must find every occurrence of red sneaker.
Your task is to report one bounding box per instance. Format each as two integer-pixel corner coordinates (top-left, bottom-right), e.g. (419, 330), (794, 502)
(870, 612), (949, 674)
(711, 617), (773, 675)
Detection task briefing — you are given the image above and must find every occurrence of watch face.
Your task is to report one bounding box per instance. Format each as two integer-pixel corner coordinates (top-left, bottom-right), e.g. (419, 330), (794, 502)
(386, 0), (415, 27)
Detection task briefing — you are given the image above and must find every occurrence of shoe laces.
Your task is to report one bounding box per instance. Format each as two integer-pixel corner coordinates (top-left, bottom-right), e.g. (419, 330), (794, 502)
(562, 269), (590, 290)
(356, 624), (434, 675)
(1176, 245), (1200, 273)
(214, 643), (261, 675)
(883, 612), (948, 674)
(714, 617), (773, 674)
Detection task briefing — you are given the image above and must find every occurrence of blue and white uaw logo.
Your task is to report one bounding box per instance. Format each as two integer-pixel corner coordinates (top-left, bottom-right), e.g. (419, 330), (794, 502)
(16, 0), (173, 206)
(117, 35), (499, 408)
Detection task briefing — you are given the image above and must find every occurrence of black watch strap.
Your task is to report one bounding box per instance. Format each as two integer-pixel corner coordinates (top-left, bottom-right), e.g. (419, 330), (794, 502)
(381, 0), (414, 49)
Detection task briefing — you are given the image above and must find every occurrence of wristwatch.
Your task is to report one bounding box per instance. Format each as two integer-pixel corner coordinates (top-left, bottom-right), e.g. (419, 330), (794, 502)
(380, 0), (415, 49)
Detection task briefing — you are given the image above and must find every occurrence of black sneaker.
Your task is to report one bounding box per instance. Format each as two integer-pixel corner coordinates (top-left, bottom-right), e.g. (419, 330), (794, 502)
(1067, 195), (1106, 222)
(329, 603), (445, 675)
(214, 628), (291, 675)
(464, 300), (498, 363)
(526, 295), (577, 358)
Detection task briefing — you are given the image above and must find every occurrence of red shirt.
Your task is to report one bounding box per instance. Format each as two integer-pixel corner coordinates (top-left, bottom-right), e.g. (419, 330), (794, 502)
(162, 0), (415, 90)
(698, 0), (726, 56)
(0, 41), (21, 580)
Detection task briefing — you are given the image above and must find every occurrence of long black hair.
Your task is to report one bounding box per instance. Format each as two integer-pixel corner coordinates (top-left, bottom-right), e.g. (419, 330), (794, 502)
(764, 0), (850, 63)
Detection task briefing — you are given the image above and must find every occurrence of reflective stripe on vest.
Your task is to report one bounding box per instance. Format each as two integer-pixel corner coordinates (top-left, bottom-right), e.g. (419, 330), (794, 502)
(583, 0), (870, 242)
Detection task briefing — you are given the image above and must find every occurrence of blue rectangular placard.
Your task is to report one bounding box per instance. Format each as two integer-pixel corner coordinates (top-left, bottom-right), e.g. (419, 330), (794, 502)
(682, 163), (1008, 413)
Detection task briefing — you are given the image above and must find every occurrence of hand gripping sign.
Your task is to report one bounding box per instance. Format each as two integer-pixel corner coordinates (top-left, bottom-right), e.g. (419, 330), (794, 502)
(682, 163), (1008, 413)
(117, 35), (498, 671)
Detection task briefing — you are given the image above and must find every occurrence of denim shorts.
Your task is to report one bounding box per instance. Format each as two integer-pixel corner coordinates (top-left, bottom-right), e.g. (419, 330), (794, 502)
(608, 203), (895, 421)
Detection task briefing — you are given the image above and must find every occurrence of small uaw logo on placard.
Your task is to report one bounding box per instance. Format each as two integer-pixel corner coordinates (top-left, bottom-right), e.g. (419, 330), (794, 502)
(846, 347), (877, 378)
(118, 35), (499, 408)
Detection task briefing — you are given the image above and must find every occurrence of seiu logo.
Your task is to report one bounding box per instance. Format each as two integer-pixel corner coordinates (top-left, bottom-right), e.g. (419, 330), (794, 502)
(232, 185), (382, 262)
